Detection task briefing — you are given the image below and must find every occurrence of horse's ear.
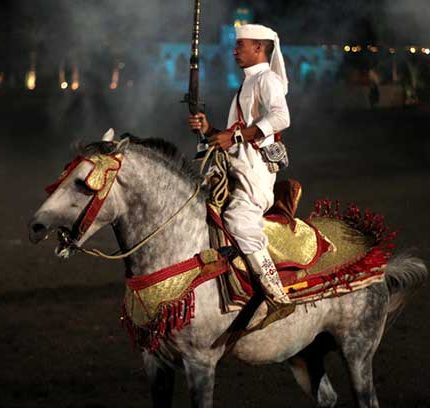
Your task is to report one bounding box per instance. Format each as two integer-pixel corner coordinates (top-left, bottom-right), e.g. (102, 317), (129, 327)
(115, 137), (129, 154)
(102, 128), (115, 142)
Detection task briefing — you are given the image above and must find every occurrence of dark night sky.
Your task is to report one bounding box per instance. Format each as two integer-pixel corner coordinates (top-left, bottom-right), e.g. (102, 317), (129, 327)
(242, 0), (430, 45)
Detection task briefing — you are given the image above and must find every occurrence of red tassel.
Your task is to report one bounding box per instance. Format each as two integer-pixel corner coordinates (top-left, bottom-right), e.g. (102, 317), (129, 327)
(312, 199), (396, 264)
(121, 289), (197, 353)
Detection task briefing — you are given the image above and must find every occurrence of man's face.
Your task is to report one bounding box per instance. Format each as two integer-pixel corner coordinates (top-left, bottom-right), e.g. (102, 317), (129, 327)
(233, 39), (259, 69)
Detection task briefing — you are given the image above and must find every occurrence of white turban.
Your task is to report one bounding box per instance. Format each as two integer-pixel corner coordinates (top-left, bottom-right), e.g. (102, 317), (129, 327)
(235, 24), (289, 94)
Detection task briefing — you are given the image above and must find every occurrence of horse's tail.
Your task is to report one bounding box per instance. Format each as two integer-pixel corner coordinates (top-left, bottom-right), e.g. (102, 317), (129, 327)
(385, 253), (428, 328)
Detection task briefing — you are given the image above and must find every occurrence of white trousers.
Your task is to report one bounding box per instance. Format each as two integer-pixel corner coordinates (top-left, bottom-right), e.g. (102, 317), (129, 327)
(223, 144), (276, 255)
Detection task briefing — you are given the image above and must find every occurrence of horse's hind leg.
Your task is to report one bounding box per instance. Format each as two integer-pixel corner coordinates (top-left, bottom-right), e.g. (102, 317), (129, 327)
(288, 333), (338, 408)
(142, 352), (175, 408)
(333, 287), (388, 408)
(340, 341), (380, 408)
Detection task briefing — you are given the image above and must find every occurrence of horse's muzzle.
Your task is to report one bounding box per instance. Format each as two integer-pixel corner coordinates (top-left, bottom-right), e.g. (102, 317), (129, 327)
(28, 220), (50, 244)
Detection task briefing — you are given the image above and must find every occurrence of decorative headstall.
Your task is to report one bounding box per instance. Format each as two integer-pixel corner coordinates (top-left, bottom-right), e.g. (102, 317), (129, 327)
(44, 146), (200, 260)
(45, 152), (123, 244)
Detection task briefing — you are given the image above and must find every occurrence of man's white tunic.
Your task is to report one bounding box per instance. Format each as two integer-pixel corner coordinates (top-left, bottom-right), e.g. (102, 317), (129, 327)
(223, 62), (290, 254)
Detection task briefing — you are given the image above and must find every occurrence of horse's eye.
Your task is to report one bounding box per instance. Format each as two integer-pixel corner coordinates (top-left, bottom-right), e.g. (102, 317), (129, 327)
(74, 179), (94, 195)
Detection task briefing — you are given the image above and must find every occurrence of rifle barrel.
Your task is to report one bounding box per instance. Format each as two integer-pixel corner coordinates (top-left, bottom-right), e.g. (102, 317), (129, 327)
(188, 0), (202, 115)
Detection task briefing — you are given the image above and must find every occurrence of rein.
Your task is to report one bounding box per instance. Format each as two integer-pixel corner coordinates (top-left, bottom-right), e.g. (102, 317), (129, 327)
(76, 183), (200, 260)
(85, 146), (227, 260)
(50, 143), (229, 261)
(200, 146), (230, 209)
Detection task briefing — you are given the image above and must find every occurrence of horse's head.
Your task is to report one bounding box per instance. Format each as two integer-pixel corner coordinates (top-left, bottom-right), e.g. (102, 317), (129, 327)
(28, 129), (129, 258)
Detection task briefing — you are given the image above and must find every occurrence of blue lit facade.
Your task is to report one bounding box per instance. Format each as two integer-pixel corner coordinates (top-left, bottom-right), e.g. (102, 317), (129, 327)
(159, 24), (344, 92)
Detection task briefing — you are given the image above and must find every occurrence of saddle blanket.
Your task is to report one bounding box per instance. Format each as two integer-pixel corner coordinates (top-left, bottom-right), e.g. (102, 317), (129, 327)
(122, 200), (395, 352)
(214, 211), (387, 310)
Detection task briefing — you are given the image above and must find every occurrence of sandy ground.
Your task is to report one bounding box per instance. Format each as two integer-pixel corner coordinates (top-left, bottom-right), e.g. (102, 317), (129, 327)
(1, 91), (429, 407)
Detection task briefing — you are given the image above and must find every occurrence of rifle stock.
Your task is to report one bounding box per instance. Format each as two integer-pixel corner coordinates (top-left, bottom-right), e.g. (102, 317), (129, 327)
(187, 68), (201, 115)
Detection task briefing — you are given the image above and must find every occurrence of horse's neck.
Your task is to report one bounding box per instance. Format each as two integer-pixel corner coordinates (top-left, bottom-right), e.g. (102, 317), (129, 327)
(115, 153), (209, 276)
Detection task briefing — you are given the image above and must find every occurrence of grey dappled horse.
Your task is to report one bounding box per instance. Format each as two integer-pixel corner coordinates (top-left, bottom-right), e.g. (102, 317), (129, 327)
(29, 136), (428, 408)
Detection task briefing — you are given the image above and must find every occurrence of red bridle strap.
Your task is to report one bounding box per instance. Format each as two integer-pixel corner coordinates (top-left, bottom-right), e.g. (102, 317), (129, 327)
(45, 153), (123, 242)
(45, 156), (83, 195)
(76, 154), (123, 239)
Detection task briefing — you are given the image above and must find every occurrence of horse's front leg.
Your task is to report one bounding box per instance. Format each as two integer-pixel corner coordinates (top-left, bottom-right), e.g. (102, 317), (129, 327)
(183, 358), (217, 408)
(142, 352), (175, 408)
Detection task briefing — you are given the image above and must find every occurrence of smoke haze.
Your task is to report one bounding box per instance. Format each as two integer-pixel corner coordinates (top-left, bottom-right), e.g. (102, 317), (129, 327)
(381, 0), (430, 44)
(4, 0), (430, 155)
(7, 0), (231, 153)
(243, 0), (430, 45)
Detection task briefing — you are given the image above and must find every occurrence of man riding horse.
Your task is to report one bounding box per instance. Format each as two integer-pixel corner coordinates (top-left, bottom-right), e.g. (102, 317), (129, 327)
(188, 24), (291, 305)
(28, 20), (427, 408)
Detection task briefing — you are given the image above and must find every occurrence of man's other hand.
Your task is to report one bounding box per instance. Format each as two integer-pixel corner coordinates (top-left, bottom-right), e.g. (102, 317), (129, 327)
(208, 131), (233, 151)
(188, 113), (210, 135)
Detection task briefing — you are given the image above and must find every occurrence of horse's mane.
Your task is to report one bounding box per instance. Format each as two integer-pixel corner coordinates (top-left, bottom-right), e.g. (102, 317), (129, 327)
(82, 134), (203, 186)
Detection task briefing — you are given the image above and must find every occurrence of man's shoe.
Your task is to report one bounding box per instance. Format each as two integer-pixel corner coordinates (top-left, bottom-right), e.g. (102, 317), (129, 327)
(246, 247), (292, 305)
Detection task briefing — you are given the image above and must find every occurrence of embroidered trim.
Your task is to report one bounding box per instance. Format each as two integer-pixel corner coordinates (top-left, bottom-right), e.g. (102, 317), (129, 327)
(121, 201), (396, 353)
(122, 253), (230, 352)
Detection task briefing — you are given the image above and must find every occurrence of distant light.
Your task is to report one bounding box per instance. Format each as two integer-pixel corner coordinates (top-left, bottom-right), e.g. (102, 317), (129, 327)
(234, 20), (241, 27)
(27, 52), (37, 90)
(59, 66), (67, 90)
(410, 47), (417, 54)
(236, 8), (249, 14)
(351, 46), (359, 53)
(26, 70), (36, 90)
(110, 66), (120, 90)
(422, 48), (430, 55)
(344, 45), (351, 52)
(389, 48), (396, 54)
(71, 64), (79, 91)
(368, 45), (379, 53)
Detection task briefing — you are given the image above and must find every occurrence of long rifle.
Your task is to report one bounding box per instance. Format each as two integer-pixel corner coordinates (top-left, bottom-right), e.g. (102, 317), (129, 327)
(183, 0), (208, 155)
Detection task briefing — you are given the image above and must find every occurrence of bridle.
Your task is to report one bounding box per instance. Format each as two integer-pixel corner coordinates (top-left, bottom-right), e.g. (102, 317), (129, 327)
(46, 151), (200, 261)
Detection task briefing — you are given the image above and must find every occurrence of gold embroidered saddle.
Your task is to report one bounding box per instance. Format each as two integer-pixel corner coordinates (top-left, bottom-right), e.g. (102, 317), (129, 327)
(122, 180), (395, 352)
